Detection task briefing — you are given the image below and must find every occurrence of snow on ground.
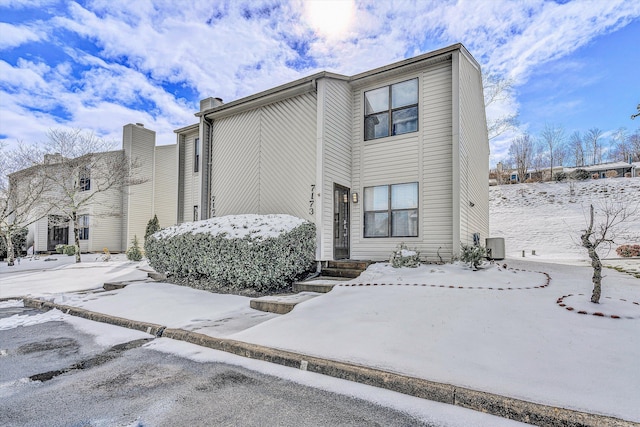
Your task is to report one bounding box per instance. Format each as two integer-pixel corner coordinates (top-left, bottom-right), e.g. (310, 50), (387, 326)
(0, 254), (148, 298)
(155, 214), (306, 240)
(490, 178), (640, 263)
(231, 259), (640, 421)
(53, 282), (279, 336)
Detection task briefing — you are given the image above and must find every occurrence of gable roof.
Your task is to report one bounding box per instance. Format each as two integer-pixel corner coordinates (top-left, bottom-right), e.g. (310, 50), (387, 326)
(193, 43), (472, 121)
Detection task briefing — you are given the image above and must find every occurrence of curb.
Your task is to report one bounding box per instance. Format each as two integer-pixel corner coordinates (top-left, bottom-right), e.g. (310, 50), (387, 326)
(17, 298), (639, 427)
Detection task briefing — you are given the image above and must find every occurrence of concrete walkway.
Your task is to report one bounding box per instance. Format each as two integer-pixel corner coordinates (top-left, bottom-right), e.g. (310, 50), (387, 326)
(20, 296), (637, 427)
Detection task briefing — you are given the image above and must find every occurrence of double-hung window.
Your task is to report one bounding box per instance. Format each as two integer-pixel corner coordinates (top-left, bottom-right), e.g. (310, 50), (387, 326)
(194, 137), (200, 173)
(364, 183), (418, 237)
(364, 78), (418, 141)
(78, 215), (89, 240)
(79, 167), (91, 191)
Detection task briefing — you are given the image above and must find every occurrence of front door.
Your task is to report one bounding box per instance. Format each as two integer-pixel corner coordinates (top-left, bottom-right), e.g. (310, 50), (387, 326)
(333, 184), (350, 260)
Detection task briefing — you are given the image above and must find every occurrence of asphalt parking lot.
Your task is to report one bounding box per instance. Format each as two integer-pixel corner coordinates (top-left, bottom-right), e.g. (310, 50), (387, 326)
(0, 307), (432, 426)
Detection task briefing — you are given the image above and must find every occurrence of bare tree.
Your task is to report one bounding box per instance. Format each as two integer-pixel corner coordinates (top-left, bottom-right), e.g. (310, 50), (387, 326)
(585, 127), (603, 165)
(580, 202), (638, 304)
(569, 131), (585, 167)
(628, 128), (640, 162)
(631, 104), (640, 120)
(609, 127), (630, 162)
(30, 129), (147, 263)
(483, 73), (519, 141)
(0, 143), (52, 266)
(508, 134), (533, 183)
(540, 124), (565, 180)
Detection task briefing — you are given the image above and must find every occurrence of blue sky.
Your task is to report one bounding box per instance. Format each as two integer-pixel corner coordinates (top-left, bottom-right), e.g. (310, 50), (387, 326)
(1, 0), (639, 166)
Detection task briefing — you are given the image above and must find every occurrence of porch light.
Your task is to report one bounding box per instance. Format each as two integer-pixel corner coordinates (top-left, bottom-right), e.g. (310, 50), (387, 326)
(352, 192), (359, 203)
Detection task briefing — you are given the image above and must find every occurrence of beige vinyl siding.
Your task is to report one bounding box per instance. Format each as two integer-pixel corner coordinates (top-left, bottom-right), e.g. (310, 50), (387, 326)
(122, 125), (155, 248)
(423, 61), (454, 259)
(260, 92), (316, 219)
(210, 92), (317, 219)
(89, 183), (124, 252)
(179, 130), (201, 221)
(319, 78), (352, 260)
(211, 109), (261, 216)
(457, 52), (489, 246)
(34, 217), (48, 252)
(351, 62), (454, 261)
(154, 144), (178, 228)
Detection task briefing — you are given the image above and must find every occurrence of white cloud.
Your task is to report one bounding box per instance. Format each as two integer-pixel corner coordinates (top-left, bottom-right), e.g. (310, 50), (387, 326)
(0, 22), (45, 50)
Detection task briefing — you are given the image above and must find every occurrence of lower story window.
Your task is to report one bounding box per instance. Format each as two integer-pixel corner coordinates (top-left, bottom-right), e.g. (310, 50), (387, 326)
(364, 182), (418, 237)
(78, 215), (89, 240)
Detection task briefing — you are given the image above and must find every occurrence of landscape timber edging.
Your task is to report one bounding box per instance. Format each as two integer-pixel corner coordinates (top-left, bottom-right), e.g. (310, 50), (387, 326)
(19, 297), (639, 427)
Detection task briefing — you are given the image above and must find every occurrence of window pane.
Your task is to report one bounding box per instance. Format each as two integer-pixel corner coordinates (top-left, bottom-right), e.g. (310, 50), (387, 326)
(364, 87), (389, 114)
(364, 212), (389, 237)
(391, 79), (418, 108)
(391, 107), (418, 135)
(391, 209), (418, 237)
(364, 113), (389, 140)
(364, 186), (389, 211)
(391, 183), (418, 209)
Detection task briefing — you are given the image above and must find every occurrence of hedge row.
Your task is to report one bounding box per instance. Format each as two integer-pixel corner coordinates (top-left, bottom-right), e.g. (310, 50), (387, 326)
(145, 220), (316, 293)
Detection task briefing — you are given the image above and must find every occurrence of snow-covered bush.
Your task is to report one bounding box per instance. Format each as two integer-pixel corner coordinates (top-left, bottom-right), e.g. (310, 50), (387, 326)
(55, 244), (65, 254)
(145, 214), (316, 293)
(0, 228), (27, 258)
(572, 169), (590, 181)
(389, 243), (421, 268)
(63, 245), (76, 256)
(460, 243), (486, 270)
(126, 235), (143, 261)
(616, 244), (640, 257)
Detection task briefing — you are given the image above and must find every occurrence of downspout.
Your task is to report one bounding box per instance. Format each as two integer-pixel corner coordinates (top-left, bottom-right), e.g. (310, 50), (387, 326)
(202, 115), (214, 219)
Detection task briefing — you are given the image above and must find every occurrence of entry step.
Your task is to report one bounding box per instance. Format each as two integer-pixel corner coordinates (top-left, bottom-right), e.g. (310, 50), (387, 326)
(293, 277), (346, 293)
(250, 292), (322, 314)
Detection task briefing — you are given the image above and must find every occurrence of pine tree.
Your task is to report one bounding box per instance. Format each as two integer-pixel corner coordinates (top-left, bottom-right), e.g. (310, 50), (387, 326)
(145, 214), (160, 241)
(126, 235), (143, 262)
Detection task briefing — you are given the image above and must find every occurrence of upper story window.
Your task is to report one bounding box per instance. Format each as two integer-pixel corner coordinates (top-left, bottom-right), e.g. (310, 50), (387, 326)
(364, 182), (418, 238)
(194, 137), (200, 173)
(79, 167), (91, 191)
(364, 78), (418, 141)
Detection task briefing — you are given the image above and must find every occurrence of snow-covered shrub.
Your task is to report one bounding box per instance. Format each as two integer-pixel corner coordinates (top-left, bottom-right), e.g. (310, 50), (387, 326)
(145, 215), (316, 293)
(63, 245), (76, 256)
(55, 244), (65, 254)
(460, 243), (486, 270)
(616, 244), (640, 257)
(573, 169), (590, 181)
(554, 172), (567, 182)
(389, 243), (421, 268)
(126, 235), (143, 261)
(605, 170), (619, 178)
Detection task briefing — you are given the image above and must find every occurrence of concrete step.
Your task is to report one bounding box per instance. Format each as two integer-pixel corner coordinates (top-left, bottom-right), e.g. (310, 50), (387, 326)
(250, 292), (321, 315)
(321, 267), (365, 278)
(293, 277), (346, 293)
(326, 260), (372, 270)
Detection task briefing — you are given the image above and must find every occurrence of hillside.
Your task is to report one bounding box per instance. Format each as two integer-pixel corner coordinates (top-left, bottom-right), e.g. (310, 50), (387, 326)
(489, 178), (640, 264)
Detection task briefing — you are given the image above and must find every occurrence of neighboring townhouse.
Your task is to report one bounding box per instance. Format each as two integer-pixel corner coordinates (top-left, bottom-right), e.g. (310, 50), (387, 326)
(176, 43), (489, 261)
(564, 161), (636, 179)
(11, 123), (178, 253)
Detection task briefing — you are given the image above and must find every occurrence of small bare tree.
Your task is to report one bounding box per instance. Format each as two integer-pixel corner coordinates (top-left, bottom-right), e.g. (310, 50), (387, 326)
(508, 134), (533, 183)
(540, 124), (565, 181)
(1, 143), (52, 266)
(30, 129), (147, 263)
(580, 202), (638, 303)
